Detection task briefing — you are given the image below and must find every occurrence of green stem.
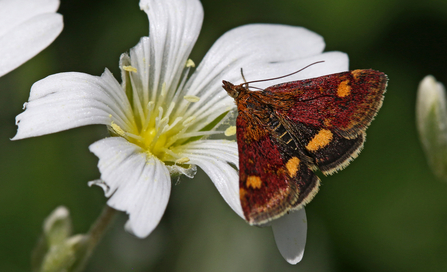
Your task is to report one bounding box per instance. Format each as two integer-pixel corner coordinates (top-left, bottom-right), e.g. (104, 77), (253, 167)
(74, 205), (118, 272)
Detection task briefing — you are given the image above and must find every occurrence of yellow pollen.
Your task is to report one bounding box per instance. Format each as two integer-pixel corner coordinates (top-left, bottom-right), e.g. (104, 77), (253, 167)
(176, 157), (190, 164)
(337, 80), (351, 97)
(286, 157), (300, 178)
(122, 65), (137, 73)
(306, 129), (333, 151)
(186, 59), (195, 68)
(225, 126), (236, 136)
(184, 95), (200, 102)
(246, 175), (262, 189)
(111, 122), (126, 137)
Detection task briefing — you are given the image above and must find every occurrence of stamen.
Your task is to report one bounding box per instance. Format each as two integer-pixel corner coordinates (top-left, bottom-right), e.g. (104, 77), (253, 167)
(165, 101), (176, 120)
(111, 122), (126, 137)
(125, 133), (144, 142)
(184, 95), (200, 102)
(129, 72), (145, 128)
(166, 116), (183, 132)
(161, 82), (167, 97)
(163, 116), (197, 147)
(186, 59), (195, 68)
(176, 130), (224, 140)
(164, 148), (181, 159)
(158, 117), (170, 134)
(170, 61), (195, 113)
(183, 116), (196, 126)
(155, 107), (164, 128)
(165, 126), (189, 147)
(123, 65), (138, 73)
(225, 126), (237, 136)
(111, 121), (144, 142)
(176, 157), (190, 164)
(142, 101), (155, 131)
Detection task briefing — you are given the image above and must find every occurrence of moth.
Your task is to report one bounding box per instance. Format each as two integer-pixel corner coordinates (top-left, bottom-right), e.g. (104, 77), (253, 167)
(222, 63), (387, 225)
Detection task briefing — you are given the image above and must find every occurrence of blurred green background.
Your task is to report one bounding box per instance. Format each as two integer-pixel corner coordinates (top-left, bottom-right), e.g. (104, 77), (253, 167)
(1, 0), (447, 271)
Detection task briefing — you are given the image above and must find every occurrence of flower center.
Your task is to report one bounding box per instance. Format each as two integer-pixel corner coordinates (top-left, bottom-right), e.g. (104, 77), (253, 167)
(111, 107), (197, 163)
(111, 60), (226, 165)
(142, 128), (167, 158)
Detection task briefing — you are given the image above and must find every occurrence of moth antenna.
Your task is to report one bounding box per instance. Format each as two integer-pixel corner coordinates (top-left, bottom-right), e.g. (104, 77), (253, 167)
(240, 68), (250, 88)
(241, 68), (248, 83)
(243, 61), (325, 86)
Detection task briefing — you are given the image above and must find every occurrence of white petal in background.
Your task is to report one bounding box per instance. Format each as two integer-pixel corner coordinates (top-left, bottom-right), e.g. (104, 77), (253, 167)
(12, 70), (134, 140)
(272, 208), (308, 264)
(89, 137), (171, 238)
(0, 0), (63, 77)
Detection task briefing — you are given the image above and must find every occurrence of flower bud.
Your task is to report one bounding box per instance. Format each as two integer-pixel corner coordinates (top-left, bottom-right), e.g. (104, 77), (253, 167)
(416, 75), (447, 180)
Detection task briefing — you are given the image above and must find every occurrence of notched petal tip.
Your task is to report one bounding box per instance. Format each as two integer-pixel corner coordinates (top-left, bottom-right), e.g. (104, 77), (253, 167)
(88, 179), (112, 196)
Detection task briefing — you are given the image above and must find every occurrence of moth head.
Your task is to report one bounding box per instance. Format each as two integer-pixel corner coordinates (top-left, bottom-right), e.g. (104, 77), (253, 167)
(222, 80), (248, 99)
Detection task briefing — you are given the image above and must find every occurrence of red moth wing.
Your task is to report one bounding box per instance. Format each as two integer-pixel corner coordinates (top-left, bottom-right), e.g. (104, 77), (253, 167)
(260, 69), (386, 174)
(263, 70), (386, 137)
(236, 109), (320, 225)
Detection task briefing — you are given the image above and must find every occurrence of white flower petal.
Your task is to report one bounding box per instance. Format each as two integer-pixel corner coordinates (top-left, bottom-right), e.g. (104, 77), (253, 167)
(178, 140), (243, 218)
(186, 23), (324, 97)
(119, 38), (151, 111)
(272, 209), (307, 265)
(176, 24), (345, 133)
(0, 0), (62, 76)
(242, 51), (349, 87)
(13, 69), (135, 140)
(89, 137), (171, 238)
(139, 0), (203, 101)
(0, 0), (59, 35)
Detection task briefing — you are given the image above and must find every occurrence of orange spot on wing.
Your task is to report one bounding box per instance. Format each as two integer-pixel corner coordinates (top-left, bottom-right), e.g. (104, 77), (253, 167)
(351, 70), (363, 80)
(246, 175), (262, 189)
(239, 188), (247, 199)
(337, 80), (351, 97)
(306, 129), (333, 151)
(285, 157), (300, 178)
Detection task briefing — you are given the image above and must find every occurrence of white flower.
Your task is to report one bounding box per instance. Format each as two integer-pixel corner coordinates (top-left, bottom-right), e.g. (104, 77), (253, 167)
(0, 0), (63, 77)
(12, 0), (348, 264)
